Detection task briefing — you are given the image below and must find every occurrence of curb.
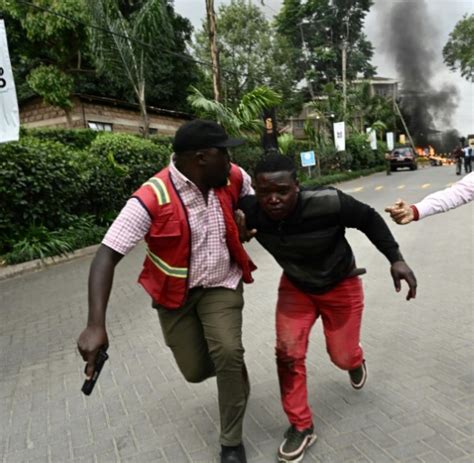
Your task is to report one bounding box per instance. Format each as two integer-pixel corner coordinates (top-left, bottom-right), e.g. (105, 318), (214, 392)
(0, 244), (100, 282)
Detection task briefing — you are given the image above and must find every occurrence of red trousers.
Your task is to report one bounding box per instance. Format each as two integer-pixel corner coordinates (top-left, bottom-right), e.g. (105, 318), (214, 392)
(276, 274), (365, 430)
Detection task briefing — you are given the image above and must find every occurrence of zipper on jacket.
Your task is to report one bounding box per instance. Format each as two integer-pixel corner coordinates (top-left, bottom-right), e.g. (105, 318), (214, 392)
(278, 220), (287, 243)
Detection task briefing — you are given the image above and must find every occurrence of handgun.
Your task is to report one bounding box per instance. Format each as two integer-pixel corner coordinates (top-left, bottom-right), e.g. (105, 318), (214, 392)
(81, 346), (109, 396)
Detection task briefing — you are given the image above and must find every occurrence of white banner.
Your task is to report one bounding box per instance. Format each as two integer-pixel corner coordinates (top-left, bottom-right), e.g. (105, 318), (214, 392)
(386, 132), (394, 151)
(366, 127), (377, 150)
(333, 121), (345, 152)
(0, 20), (19, 143)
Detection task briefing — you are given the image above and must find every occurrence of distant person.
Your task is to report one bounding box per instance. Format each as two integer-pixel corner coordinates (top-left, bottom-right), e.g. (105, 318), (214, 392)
(77, 120), (256, 463)
(385, 172), (474, 224)
(463, 145), (472, 174)
(385, 151), (392, 175)
(237, 155), (417, 463)
(452, 145), (464, 175)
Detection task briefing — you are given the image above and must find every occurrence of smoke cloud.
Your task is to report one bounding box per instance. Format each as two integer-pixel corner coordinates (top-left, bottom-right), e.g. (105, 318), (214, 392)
(375, 0), (460, 151)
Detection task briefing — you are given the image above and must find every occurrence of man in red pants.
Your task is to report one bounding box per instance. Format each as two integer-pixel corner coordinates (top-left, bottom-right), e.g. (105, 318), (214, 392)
(237, 155), (417, 463)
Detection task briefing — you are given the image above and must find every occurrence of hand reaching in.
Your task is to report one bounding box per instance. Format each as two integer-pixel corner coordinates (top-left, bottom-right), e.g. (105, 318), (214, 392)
(234, 209), (257, 242)
(385, 199), (415, 225)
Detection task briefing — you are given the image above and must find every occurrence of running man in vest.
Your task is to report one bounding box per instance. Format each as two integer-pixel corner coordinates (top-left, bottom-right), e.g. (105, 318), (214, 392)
(77, 120), (256, 463)
(236, 155), (417, 463)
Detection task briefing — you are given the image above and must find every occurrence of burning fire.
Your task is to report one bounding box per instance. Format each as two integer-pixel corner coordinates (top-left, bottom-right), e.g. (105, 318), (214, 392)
(416, 145), (436, 157)
(416, 145), (453, 165)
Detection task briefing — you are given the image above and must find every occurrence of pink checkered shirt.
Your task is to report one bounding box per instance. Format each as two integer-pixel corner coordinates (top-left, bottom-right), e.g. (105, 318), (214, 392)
(102, 159), (254, 290)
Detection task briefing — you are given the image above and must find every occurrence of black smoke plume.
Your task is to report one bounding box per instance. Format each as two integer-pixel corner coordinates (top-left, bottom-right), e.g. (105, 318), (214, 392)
(376, 0), (460, 151)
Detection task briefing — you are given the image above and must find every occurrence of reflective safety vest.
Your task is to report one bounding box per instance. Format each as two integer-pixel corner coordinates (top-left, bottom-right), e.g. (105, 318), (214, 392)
(132, 164), (256, 309)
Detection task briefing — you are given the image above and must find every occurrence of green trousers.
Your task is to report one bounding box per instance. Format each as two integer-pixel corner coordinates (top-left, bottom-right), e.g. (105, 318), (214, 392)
(154, 282), (249, 446)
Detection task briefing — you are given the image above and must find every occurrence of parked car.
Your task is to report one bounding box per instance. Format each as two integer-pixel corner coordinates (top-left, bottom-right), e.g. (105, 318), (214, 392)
(389, 147), (418, 171)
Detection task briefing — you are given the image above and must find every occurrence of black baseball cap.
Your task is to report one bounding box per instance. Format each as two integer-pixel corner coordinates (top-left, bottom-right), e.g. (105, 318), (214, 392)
(173, 119), (245, 153)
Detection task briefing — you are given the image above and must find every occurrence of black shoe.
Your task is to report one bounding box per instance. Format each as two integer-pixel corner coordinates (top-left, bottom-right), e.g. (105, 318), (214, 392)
(221, 443), (247, 463)
(278, 425), (317, 462)
(349, 360), (367, 389)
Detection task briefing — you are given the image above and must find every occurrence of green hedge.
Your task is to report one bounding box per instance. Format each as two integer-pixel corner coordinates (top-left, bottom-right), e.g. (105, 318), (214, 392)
(0, 132), (168, 257)
(85, 133), (169, 216)
(0, 137), (87, 249)
(301, 166), (385, 188)
(20, 127), (100, 149)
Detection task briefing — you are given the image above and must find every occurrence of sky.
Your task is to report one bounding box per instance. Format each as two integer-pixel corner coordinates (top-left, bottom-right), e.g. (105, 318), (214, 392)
(174, 0), (473, 136)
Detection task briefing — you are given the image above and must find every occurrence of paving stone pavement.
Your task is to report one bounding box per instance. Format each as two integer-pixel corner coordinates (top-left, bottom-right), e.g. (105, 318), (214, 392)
(1, 169), (473, 463)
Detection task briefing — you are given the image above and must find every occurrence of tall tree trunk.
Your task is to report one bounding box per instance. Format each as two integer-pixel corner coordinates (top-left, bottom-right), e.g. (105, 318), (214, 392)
(138, 81), (149, 138)
(206, 0), (221, 102)
(65, 108), (72, 128)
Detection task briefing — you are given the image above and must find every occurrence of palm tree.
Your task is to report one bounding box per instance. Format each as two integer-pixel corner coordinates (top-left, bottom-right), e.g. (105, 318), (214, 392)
(187, 85), (282, 137)
(277, 133), (296, 155)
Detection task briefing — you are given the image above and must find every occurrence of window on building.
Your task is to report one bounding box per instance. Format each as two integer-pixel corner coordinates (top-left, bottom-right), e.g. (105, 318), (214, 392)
(140, 127), (158, 135)
(375, 85), (393, 98)
(88, 121), (113, 131)
(294, 119), (305, 129)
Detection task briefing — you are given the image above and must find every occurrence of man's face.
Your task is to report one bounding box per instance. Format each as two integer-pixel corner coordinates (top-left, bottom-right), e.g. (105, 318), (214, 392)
(255, 171), (299, 221)
(201, 147), (231, 188)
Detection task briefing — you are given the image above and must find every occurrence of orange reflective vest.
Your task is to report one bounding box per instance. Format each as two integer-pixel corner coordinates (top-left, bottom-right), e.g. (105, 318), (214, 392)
(132, 164), (256, 309)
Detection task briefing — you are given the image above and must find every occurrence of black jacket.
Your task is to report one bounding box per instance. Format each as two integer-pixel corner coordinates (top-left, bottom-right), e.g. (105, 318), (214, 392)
(238, 187), (403, 294)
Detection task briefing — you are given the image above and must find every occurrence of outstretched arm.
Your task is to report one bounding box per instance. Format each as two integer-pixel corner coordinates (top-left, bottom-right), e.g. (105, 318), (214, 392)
(339, 191), (417, 300)
(385, 173), (474, 223)
(77, 198), (150, 378)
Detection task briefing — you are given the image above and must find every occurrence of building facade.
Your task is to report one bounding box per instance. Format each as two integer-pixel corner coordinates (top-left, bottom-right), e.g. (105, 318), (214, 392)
(20, 95), (191, 135)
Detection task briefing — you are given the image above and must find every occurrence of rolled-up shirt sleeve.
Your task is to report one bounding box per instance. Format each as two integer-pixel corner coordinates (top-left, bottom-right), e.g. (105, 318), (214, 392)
(102, 198), (151, 255)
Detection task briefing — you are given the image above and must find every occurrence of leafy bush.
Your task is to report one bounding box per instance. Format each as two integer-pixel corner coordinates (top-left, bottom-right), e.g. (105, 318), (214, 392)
(2, 215), (107, 265)
(20, 127), (100, 149)
(59, 214), (108, 250)
(232, 142), (264, 175)
(0, 136), (87, 251)
(85, 133), (169, 215)
(3, 225), (74, 265)
(346, 133), (376, 170)
(301, 166), (385, 188)
(150, 134), (174, 148)
(0, 132), (169, 256)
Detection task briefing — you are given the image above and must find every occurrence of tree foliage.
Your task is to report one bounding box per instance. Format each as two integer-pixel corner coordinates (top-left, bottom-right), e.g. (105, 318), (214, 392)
(1, 0), (90, 101)
(194, 0), (301, 117)
(443, 13), (474, 82)
(306, 81), (396, 145)
(26, 65), (74, 110)
(86, 0), (170, 134)
(1, 0), (198, 113)
(275, 0), (376, 96)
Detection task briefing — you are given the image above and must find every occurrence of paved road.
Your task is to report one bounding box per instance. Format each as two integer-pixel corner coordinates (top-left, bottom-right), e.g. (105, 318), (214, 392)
(1, 166), (472, 463)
